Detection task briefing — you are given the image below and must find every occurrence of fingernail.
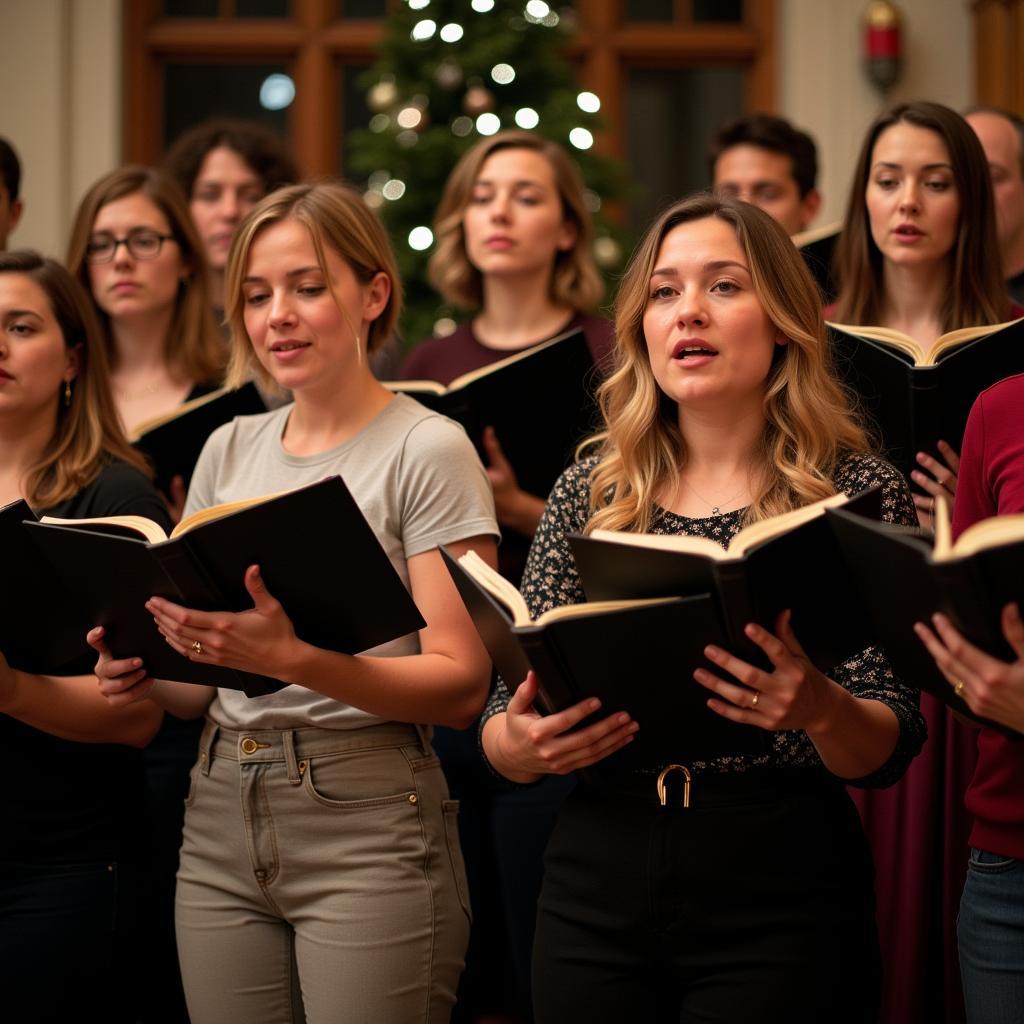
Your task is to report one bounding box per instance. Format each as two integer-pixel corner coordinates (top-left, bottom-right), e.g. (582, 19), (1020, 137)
(589, 698), (601, 711)
(616, 713), (630, 724)
(744, 623), (760, 637)
(132, 658), (142, 667)
(628, 722), (640, 733)
(705, 645), (721, 657)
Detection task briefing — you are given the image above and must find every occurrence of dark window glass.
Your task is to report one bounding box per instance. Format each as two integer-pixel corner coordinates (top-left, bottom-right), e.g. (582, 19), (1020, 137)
(340, 63), (373, 175)
(163, 63), (289, 149)
(625, 0), (674, 20)
(627, 65), (744, 232)
(340, 0), (387, 16)
(165, 0), (219, 16)
(236, 0), (290, 15)
(692, 0), (743, 22)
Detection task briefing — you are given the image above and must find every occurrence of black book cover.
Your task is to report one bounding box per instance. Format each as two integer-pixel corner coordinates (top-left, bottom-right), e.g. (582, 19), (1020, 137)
(795, 223), (840, 304)
(0, 500), (91, 673)
(133, 382), (267, 495)
(24, 477), (425, 697)
(569, 488), (883, 674)
(829, 319), (1024, 477)
(390, 328), (602, 499)
(827, 506), (1023, 736)
(442, 549), (769, 767)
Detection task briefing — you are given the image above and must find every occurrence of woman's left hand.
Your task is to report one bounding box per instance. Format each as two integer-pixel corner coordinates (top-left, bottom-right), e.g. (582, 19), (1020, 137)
(147, 565), (302, 681)
(914, 604), (1024, 733)
(912, 440), (959, 531)
(694, 610), (839, 734)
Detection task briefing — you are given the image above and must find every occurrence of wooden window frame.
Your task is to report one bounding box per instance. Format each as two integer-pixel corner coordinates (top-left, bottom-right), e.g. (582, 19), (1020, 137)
(124, 0), (774, 177)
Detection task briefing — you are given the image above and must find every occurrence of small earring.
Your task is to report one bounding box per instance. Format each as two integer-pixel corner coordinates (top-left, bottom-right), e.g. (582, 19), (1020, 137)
(64, 380), (72, 407)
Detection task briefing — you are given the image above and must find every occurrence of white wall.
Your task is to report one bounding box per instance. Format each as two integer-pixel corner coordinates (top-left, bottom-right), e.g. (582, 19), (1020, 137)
(0, 0), (121, 258)
(779, 0), (974, 226)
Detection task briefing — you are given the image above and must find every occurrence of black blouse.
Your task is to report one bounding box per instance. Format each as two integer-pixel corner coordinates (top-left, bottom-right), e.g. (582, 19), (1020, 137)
(480, 450), (927, 789)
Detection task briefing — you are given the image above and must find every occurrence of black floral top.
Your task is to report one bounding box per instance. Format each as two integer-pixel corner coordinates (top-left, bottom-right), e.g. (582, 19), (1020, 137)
(481, 450), (927, 788)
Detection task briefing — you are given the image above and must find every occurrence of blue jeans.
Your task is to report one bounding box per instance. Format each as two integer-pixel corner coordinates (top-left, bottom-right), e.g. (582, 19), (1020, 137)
(958, 847), (1024, 1024)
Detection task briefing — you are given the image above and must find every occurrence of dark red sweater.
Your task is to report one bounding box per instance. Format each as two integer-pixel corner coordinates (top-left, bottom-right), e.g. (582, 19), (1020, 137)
(952, 372), (1024, 859)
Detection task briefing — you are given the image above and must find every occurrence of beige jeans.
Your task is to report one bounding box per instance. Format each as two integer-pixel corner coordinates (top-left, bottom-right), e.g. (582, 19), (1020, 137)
(175, 719), (471, 1024)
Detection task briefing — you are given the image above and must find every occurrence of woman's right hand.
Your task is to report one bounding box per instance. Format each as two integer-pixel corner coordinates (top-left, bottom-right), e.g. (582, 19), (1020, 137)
(88, 626), (156, 707)
(485, 671), (638, 783)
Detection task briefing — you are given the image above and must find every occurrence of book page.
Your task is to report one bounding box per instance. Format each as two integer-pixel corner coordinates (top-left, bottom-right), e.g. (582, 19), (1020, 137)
(169, 487), (292, 540)
(947, 511), (1024, 559)
(383, 380), (447, 397)
(534, 596), (680, 627)
(39, 514), (169, 544)
(932, 317), (1024, 363)
(729, 492), (850, 556)
(458, 550), (531, 625)
(792, 220), (842, 248)
(828, 322), (925, 364)
(588, 528), (729, 561)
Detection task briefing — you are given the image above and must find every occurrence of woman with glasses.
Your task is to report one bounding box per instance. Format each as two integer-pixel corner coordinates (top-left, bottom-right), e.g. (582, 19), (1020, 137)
(67, 165), (226, 1024)
(0, 251), (166, 1022)
(68, 165), (225, 453)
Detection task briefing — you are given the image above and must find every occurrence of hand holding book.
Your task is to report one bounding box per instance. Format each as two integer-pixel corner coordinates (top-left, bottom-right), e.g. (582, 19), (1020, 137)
(915, 601), (1024, 735)
(910, 441), (959, 531)
(483, 670), (639, 785)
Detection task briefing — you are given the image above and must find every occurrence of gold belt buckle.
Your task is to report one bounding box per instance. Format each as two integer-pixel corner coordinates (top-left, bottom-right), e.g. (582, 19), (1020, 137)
(656, 764), (692, 808)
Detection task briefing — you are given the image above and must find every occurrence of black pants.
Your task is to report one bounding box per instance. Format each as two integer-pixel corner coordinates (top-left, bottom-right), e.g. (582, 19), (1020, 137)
(0, 858), (141, 1023)
(533, 772), (882, 1024)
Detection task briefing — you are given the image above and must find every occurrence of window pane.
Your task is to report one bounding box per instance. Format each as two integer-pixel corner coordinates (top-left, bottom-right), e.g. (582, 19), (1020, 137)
(339, 63), (373, 176)
(235, 0), (290, 15)
(165, 0), (219, 16)
(627, 66), (744, 232)
(625, 0), (674, 21)
(340, 0), (387, 16)
(692, 0), (743, 22)
(163, 63), (289, 149)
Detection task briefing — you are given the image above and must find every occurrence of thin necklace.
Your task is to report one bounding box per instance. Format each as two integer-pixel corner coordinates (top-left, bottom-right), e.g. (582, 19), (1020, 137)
(678, 475), (748, 516)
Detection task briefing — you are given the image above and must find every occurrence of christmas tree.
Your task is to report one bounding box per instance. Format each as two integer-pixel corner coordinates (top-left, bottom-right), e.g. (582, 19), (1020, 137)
(349, 0), (627, 347)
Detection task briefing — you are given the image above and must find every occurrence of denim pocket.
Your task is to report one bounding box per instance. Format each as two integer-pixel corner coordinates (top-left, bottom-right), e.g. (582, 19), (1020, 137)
(968, 848), (1018, 875)
(301, 750), (417, 810)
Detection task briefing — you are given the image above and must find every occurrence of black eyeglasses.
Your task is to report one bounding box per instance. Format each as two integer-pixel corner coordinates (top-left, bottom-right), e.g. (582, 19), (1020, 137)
(85, 229), (176, 263)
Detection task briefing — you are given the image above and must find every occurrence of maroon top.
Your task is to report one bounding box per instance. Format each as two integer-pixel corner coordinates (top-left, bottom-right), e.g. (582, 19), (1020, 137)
(952, 372), (1024, 859)
(399, 311), (614, 385)
(399, 312), (614, 584)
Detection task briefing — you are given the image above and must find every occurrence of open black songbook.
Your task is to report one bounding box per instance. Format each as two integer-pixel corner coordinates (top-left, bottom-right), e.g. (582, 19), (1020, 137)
(386, 327), (602, 499)
(22, 477), (424, 697)
(828, 500), (1024, 735)
(569, 488), (883, 673)
(131, 382), (267, 496)
(828, 318), (1024, 478)
(442, 548), (769, 766)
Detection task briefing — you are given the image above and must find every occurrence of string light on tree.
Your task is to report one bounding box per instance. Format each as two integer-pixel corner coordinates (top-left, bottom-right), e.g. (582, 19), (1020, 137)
(382, 179), (407, 201)
(439, 23), (464, 43)
(476, 113), (501, 136)
(463, 84), (495, 115)
(471, 0), (495, 10)
(514, 107), (539, 129)
(410, 19), (436, 40)
(409, 226), (434, 251)
(524, 0), (550, 21)
(569, 127), (594, 150)
(433, 317), (457, 337)
(408, 0), (430, 9)
(435, 60), (463, 89)
(369, 114), (390, 133)
(593, 236), (622, 268)
(490, 63), (516, 85)
(451, 116), (474, 137)
(367, 76), (399, 112)
(576, 91), (601, 113)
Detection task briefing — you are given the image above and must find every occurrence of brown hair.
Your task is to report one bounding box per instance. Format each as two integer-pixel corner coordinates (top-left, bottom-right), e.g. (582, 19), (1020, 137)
(223, 181), (402, 393)
(0, 250), (151, 508)
(66, 165), (225, 385)
(428, 130), (604, 311)
(587, 194), (869, 534)
(834, 101), (1009, 329)
(164, 118), (299, 200)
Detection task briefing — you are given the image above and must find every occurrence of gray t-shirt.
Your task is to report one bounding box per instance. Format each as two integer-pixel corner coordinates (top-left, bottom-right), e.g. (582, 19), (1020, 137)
(183, 394), (498, 730)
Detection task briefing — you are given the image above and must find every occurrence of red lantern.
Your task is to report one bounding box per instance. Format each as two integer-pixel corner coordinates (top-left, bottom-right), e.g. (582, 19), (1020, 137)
(864, 1), (903, 92)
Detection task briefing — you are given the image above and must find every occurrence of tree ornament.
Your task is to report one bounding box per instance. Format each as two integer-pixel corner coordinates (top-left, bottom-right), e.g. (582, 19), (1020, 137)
(463, 85), (496, 116)
(368, 77), (399, 112)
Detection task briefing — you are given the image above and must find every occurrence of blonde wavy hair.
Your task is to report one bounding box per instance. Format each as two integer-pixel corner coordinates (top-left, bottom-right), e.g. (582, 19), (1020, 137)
(0, 251), (151, 509)
(67, 165), (225, 386)
(428, 131), (604, 312)
(587, 194), (870, 534)
(223, 182), (402, 394)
